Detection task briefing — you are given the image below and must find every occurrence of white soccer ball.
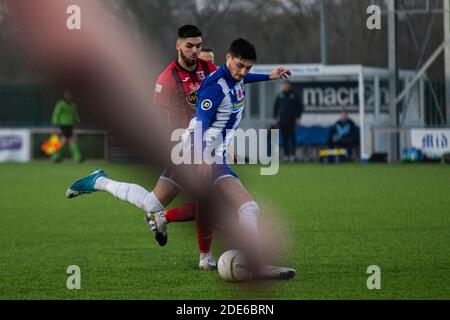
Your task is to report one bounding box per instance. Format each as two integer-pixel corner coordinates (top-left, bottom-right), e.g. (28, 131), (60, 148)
(217, 250), (249, 282)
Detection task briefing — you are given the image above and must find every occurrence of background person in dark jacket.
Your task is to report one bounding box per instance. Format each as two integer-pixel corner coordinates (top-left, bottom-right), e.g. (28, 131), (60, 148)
(327, 111), (358, 160)
(273, 81), (303, 162)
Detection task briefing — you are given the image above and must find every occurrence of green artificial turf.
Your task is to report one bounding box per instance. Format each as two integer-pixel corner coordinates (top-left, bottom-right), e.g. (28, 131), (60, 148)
(0, 162), (449, 299)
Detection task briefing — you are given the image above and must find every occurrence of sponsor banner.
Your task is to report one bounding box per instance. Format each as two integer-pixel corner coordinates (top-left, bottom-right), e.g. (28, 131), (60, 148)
(0, 129), (31, 162)
(292, 81), (389, 113)
(411, 128), (450, 158)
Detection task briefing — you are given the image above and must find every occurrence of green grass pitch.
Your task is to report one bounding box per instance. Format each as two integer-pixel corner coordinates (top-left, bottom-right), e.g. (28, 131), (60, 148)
(0, 162), (449, 299)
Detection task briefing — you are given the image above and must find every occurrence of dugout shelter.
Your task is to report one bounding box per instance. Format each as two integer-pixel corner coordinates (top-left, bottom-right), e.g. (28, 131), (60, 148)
(242, 64), (425, 162)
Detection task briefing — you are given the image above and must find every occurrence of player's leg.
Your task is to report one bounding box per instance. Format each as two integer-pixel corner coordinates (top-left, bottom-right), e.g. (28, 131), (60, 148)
(153, 200), (217, 270)
(152, 175), (182, 207)
(67, 171), (167, 211)
(196, 200), (217, 270)
(67, 165), (182, 205)
(214, 175), (296, 280)
(143, 169), (187, 246)
(164, 202), (197, 222)
(144, 177), (184, 246)
(214, 176), (259, 247)
(151, 199), (217, 270)
(66, 169), (181, 245)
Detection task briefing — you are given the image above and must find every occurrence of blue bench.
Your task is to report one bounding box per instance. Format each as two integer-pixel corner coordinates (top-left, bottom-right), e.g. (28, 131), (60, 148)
(278, 125), (330, 146)
(279, 125), (359, 162)
(296, 125), (331, 146)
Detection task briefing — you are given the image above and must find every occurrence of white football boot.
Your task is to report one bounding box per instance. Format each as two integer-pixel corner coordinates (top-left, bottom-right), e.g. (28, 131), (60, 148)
(254, 265), (296, 280)
(199, 254), (218, 270)
(145, 211), (168, 246)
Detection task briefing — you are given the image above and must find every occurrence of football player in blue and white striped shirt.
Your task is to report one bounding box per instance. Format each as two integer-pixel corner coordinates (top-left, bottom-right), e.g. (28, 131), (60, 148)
(184, 38), (296, 280)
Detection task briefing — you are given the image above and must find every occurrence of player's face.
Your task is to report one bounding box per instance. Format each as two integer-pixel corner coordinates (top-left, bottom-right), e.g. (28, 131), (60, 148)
(177, 37), (202, 67)
(226, 54), (254, 81)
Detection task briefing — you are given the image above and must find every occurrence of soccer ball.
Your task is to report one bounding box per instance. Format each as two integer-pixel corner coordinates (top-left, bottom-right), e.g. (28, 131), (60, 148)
(217, 250), (249, 282)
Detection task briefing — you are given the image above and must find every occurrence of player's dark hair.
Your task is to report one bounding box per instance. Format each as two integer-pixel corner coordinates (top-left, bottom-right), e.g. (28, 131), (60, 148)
(227, 38), (257, 61)
(178, 25), (202, 39)
(201, 47), (213, 53)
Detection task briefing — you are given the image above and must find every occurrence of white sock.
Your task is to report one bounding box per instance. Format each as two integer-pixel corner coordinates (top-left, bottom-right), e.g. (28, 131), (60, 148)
(94, 176), (109, 190)
(238, 201), (263, 265)
(238, 201), (260, 238)
(94, 177), (164, 213)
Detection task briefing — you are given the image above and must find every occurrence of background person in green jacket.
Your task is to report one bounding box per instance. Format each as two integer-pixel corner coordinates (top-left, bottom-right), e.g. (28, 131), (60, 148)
(51, 90), (82, 162)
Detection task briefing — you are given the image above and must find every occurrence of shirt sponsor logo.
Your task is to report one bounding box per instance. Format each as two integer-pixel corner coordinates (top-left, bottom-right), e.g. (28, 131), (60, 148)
(186, 89), (199, 106)
(200, 99), (213, 111)
(233, 100), (244, 112)
(155, 84), (162, 93)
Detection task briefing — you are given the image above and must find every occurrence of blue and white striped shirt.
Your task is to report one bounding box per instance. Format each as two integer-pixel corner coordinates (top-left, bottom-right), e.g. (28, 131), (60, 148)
(185, 65), (269, 158)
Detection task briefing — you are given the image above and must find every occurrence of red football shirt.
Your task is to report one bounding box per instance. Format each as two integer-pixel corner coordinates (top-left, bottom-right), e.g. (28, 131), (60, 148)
(153, 58), (217, 130)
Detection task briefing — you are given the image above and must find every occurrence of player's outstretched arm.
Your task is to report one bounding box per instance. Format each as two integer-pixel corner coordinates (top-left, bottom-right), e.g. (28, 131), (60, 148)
(244, 67), (292, 84)
(269, 67), (292, 80)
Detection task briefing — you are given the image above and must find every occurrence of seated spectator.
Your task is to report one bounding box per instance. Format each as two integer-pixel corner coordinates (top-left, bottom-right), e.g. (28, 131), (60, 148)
(327, 111), (358, 159)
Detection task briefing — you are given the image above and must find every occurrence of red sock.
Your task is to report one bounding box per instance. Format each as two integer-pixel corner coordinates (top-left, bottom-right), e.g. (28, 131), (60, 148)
(164, 203), (196, 223)
(196, 204), (213, 254)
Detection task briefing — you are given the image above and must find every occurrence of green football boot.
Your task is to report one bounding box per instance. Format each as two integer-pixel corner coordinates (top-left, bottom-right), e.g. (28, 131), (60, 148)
(66, 169), (107, 198)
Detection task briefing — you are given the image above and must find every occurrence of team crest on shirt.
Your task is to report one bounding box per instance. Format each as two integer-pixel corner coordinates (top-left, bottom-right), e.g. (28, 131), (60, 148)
(233, 85), (245, 102)
(231, 85), (245, 112)
(197, 71), (206, 80)
(232, 84), (245, 102)
(237, 88), (243, 100)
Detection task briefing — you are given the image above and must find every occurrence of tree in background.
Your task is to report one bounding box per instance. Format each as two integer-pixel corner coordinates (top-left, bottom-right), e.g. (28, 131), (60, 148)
(0, 0), (444, 83)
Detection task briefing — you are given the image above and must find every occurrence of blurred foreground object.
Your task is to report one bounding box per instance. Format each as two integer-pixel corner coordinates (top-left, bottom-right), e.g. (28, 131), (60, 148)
(6, 0), (205, 194)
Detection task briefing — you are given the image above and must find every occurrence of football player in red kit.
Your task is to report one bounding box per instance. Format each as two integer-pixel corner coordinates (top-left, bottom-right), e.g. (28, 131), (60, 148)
(149, 25), (219, 269)
(67, 25), (220, 270)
